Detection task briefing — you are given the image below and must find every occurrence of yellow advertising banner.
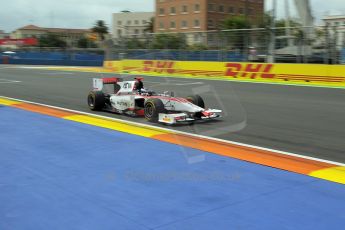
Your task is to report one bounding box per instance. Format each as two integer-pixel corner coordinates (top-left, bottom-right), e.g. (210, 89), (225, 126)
(103, 60), (345, 87)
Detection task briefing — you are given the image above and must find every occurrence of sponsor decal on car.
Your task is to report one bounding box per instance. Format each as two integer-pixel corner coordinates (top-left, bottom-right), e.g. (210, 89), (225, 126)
(162, 116), (171, 122)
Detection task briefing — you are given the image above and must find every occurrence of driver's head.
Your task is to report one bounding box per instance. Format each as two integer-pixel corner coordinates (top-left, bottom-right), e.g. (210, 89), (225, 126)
(134, 77), (144, 91)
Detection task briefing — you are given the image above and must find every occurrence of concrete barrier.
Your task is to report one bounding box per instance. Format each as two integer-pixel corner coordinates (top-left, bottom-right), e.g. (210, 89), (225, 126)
(0, 52), (104, 66)
(104, 60), (345, 87)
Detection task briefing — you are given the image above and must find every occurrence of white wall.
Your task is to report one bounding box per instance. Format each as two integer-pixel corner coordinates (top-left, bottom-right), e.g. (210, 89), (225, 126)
(112, 12), (154, 39)
(323, 16), (345, 48)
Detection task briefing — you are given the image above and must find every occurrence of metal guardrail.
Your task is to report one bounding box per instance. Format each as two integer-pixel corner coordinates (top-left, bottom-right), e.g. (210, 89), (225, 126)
(0, 49), (105, 66)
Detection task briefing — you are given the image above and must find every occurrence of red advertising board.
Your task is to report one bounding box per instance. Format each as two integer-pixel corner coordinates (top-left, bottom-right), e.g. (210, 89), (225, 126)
(0, 38), (38, 46)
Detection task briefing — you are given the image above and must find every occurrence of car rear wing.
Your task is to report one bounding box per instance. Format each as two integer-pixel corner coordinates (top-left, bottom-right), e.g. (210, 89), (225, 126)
(92, 77), (122, 91)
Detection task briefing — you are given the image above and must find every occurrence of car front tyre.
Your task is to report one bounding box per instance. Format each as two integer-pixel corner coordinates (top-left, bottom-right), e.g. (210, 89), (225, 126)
(144, 98), (165, 122)
(186, 94), (205, 109)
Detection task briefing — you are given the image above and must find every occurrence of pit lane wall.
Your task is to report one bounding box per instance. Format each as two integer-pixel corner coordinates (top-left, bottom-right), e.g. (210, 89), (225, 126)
(104, 60), (345, 87)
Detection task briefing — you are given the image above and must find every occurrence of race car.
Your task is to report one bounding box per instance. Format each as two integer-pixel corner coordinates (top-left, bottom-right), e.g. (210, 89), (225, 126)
(87, 77), (222, 124)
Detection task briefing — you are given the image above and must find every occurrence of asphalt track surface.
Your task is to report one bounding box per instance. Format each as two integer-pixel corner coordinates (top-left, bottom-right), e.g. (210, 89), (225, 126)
(0, 65), (344, 163)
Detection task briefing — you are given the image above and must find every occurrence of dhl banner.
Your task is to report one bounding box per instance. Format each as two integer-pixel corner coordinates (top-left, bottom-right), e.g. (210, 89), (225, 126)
(103, 60), (345, 87)
(103, 61), (123, 72)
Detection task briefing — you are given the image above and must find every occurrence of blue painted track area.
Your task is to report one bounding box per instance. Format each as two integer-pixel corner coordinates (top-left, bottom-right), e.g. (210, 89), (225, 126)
(1, 105), (344, 230)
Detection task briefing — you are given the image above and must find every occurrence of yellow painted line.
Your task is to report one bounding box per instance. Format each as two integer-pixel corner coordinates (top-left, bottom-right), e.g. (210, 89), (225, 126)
(309, 167), (345, 184)
(0, 98), (22, 106)
(63, 115), (168, 137)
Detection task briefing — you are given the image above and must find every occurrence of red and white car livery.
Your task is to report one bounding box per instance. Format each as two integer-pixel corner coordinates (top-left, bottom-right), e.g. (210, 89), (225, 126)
(87, 77), (222, 124)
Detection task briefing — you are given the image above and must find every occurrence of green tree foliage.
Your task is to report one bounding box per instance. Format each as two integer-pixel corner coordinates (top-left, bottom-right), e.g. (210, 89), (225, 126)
(260, 12), (273, 28)
(150, 34), (187, 49)
(38, 33), (67, 47)
(125, 37), (145, 49)
(257, 13), (305, 49)
(261, 12), (300, 26)
(274, 19), (302, 37)
(275, 19), (301, 28)
(77, 37), (98, 48)
(188, 43), (208, 50)
(221, 16), (251, 50)
(144, 17), (155, 33)
(315, 28), (325, 39)
(222, 16), (251, 30)
(91, 20), (109, 41)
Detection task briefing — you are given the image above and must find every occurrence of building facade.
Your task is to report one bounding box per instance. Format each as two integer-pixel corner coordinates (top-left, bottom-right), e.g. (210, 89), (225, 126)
(11, 25), (91, 47)
(112, 11), (154, 39)
(323, 15), (345, 49)
(155, 0), (264, 33)
(0, 30), (10, 39)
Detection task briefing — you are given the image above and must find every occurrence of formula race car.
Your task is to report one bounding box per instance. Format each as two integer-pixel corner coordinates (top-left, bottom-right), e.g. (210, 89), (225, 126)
(87, 77), (222, 124)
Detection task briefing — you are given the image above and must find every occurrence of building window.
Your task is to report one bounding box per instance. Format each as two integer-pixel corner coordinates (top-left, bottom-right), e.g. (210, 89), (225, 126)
(208, 19), (214, 28)
(159, 21), (164, 29)
(194, 34), (201, 42)
(239, 8), (244, 14)
(118, 29), (122, 36)
(194, 4), (200, 12)
(127, 20), (132, 25)
(134, 20), (139, 25)
(170, 21), (176, 29)
(170, 7), (176, 14)
(228, 7), (234, 14)
(247, 8), (253, 15)
(181, 5), (188, 13)
(181, 20), (188, 28)
(208, 34), (215, 42)
(142, 20), (147, 24)
(159, 8), (165, 15)
(194, 19), (200, 28)
(219, 5), (224, 13)
(134, 29), (139, 34)
(208, 4), (215, 12)
(117, 21), (122, 25)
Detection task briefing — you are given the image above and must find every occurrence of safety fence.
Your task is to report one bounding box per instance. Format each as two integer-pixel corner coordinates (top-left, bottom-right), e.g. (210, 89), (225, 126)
(115, 49), (244, 62)
(105, 26), (344, 64)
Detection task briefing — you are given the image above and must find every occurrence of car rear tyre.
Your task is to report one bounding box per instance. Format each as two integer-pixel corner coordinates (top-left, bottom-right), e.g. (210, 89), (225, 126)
(144, 98), (165, 122)
(186, 95), (205, 109)
(88, 91), (105, 111)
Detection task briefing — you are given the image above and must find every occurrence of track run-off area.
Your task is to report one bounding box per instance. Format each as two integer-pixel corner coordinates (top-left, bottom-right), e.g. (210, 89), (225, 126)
(1, 65), (345, 229)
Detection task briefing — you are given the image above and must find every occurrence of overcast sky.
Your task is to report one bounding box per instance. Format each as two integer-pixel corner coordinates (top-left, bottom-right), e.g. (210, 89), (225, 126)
(0, 0), (344, 33)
